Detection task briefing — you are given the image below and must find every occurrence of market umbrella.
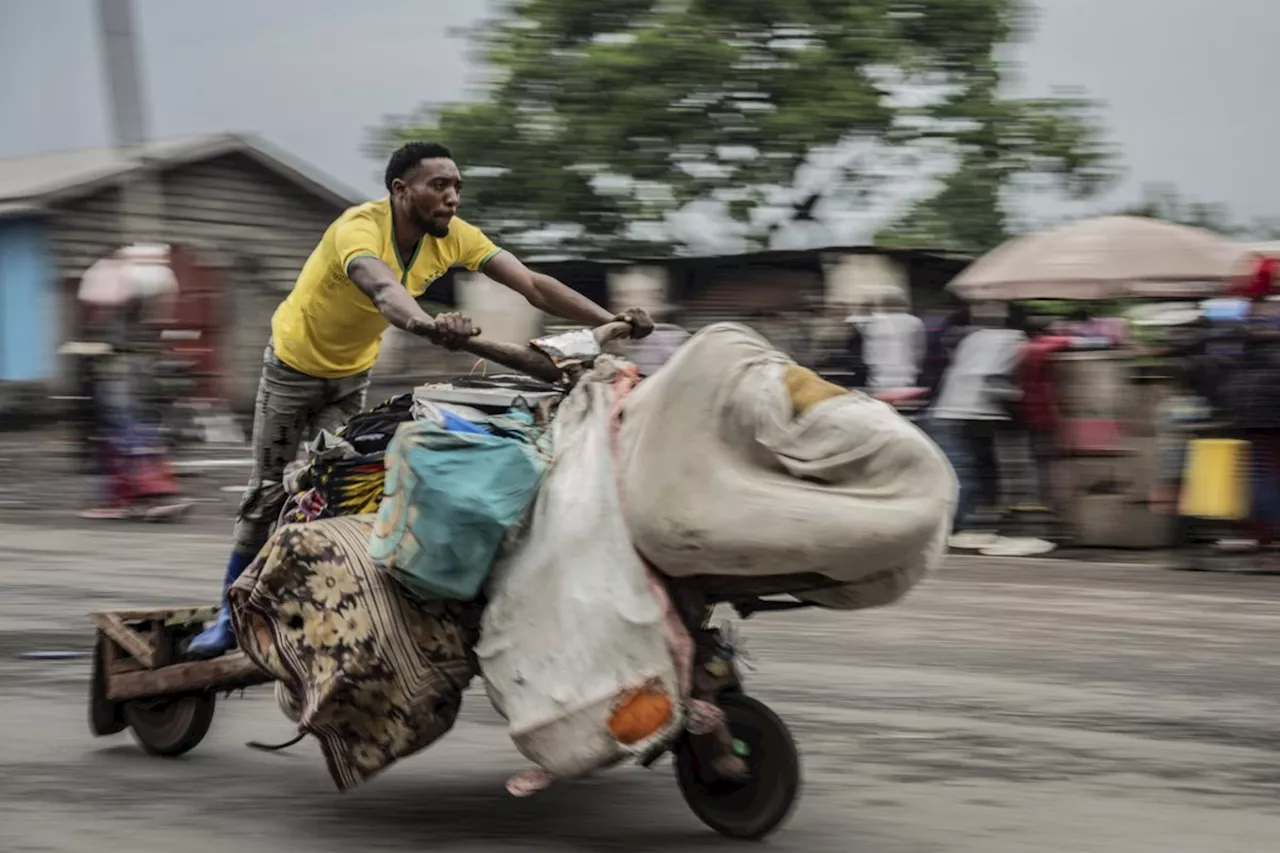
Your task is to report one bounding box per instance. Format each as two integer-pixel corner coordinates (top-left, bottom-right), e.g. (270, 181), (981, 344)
(947, 216), (1241, 301)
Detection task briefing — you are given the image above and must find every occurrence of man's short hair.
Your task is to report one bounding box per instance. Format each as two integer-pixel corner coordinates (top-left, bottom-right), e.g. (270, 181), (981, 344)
(385, 141), (454, 192)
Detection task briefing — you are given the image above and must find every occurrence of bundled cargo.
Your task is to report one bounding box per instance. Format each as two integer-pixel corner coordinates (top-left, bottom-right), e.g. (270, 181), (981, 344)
(230, 515), (484, 792)
(370, 410), (550, 601)
(616, 323), (957, 610)
(276, 394), (419, 525)
(476, 358), (686, 781)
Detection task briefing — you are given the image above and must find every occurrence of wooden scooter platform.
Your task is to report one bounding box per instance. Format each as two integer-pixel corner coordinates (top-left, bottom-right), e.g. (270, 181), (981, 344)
(89, 605), (272, 756)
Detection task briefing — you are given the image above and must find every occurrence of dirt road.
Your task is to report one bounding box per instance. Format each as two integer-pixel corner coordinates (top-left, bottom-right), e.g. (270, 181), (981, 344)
(2, 506), (1279, 852)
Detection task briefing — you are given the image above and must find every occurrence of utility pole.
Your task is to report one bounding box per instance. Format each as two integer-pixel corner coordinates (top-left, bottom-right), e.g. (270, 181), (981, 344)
(95, 0), (163, 244)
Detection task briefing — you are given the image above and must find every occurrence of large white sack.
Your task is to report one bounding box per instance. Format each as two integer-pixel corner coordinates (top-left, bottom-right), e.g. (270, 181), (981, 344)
(475, 358), (684, 779)
(617, 323), (956, 610)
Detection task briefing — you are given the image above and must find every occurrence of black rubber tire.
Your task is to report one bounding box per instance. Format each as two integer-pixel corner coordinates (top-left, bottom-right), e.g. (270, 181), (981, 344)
(124, 692), (217, 757)
(674, 693), (801, 841)
(89, 636), (127, 737)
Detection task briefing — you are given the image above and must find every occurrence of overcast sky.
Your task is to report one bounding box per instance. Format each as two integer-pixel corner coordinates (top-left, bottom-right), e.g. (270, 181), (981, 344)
(3, 0), (1274, 247)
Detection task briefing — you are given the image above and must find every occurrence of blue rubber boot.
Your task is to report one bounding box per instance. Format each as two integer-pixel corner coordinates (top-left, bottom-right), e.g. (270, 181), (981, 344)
(186, 550), (254, 660)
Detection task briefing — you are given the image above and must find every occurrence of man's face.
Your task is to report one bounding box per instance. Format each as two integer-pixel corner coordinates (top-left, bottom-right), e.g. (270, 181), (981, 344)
(393, 158), (461, 238)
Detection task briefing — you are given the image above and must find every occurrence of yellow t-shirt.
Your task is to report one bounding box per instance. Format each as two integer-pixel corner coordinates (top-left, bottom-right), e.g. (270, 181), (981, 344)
(270, 197), (502, 378)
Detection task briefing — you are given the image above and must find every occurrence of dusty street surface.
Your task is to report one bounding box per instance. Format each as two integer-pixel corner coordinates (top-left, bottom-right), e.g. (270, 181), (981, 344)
(2, 489), (1280, 852)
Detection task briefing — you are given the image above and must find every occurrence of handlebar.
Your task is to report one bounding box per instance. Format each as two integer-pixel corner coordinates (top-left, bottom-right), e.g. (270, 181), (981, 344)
(592, 320), (639, 346)
(457, 320), (635, 384)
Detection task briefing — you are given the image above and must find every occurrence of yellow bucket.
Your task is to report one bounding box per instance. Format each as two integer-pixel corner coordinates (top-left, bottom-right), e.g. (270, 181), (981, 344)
(1178, 438), (1250, 520)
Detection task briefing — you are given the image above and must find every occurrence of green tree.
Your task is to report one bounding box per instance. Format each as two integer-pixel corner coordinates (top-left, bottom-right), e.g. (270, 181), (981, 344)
(371, 0), (1118, 258)
(874, 91), (1117, 252)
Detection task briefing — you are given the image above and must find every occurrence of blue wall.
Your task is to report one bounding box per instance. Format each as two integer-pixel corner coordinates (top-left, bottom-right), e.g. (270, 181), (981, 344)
(0, 217), (57, 382)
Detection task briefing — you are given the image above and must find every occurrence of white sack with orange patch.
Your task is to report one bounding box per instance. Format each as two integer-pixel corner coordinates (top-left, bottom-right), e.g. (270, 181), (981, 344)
(476, 357), (685, 779)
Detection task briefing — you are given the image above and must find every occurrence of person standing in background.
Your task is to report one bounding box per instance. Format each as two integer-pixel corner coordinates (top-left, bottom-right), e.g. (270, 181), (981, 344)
(817, 314), (869, 390)
(931, 305), (1027, 550)
(1019, 318), (1072, 513)
(861, 288), (926, 393)
(74, 245), (192, 521)
(1222, 256), (1280, 555)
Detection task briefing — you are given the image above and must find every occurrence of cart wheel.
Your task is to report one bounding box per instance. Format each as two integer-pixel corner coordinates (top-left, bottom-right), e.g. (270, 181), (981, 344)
(124, 692), (217, 757)
(674, 693), (800, 841)
(89, 635), (126, 737)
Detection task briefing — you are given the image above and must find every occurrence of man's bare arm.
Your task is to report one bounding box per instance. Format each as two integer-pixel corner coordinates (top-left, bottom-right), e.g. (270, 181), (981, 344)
(347, 258), (478, 348)
(482, 251), (618, 327)
(347, 257), (439, 337)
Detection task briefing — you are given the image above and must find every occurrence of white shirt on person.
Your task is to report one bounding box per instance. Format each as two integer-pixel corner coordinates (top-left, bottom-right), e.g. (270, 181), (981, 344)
(932, 328), (1027, 421)
(861, 311), (925, 391)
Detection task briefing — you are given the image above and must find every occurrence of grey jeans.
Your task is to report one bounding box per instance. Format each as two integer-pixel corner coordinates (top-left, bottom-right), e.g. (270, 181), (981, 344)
(232, 344), (370, 556)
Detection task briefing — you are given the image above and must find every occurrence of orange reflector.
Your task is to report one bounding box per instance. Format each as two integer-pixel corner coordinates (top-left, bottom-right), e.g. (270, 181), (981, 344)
(607, 684), (674, 745)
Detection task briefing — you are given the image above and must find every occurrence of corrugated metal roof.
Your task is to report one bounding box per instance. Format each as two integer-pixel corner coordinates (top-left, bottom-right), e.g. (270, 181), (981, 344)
(0, 133), (362, 213)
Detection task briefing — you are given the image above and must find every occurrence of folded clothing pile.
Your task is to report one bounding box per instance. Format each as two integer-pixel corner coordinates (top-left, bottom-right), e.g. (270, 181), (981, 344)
(277, 395), (418, 526)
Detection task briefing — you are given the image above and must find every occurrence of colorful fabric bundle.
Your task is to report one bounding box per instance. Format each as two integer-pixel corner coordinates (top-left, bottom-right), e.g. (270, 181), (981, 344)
(289, 395), (419, 521)
(312, 456), (388, 517)
(230, 515), (483, 792)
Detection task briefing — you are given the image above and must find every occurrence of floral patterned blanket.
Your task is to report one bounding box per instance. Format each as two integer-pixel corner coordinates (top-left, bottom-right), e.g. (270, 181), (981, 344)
(228, 514), (483, 791)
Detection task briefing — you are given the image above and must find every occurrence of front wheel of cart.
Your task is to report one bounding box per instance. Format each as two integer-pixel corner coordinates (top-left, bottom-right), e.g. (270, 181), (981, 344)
(674, 693), (801, 841)
(124, 692), (217, 757)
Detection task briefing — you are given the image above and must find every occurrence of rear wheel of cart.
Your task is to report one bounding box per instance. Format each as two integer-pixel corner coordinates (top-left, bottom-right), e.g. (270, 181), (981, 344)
(88, 635), (126, 736)
(124, 692), (217, 757)
(674, 692), (801, 841)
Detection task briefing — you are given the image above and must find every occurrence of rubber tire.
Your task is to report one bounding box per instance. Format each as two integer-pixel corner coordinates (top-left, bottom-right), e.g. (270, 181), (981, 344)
(89, 636), (127, 737)
(124, 692), (217, 757)
(674, 693), (801, 841)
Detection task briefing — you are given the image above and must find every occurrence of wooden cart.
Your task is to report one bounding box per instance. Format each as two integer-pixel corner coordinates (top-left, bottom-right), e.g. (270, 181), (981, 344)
(79, 330), (605, 759)
(88, 605), (272, 756)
